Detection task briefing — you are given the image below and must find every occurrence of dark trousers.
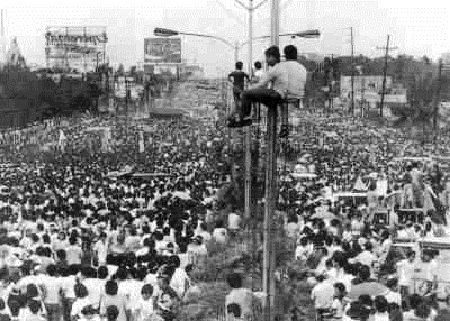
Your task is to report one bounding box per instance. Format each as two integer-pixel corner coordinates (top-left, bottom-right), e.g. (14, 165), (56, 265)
(241, 88), (281, 118)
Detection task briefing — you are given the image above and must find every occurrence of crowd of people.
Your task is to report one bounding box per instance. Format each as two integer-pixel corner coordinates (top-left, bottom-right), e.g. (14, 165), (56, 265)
(280, 115), (450, 321)
(0, 43), (449, 321)
(0, 113), (243, 321)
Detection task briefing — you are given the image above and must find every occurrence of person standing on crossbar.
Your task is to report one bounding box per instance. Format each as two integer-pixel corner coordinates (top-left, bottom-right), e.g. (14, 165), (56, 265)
(228, 45), (307, 138)
(227, 61), (250, 125)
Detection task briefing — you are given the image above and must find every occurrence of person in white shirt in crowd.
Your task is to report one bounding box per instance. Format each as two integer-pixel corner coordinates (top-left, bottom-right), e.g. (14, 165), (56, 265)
(65, 237), (82, 266)
(99, 280), (128, 321)
(385, 277), (402, 306)
(39, 265), (63, 321)
(60, 266), (77, 321)
(70, 282), (91, 320)
(80, 266), (103, 311)
(286, 215), (300, 239)
(295, 238), (311, 262)
(227, 210), (241, 238)
(93, 233), (108, 267)
(311, 274), (334, 319)
(352, 242), (375, 268)
(225, 273), (260, 321)
(396, 249), (416, 301)
(134, 284), (156, 321)
(212, 221), (227, 244)
(195, 223), (211, 243)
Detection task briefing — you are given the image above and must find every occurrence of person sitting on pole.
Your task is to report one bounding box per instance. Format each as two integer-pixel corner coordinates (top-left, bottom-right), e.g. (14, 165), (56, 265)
(229, 45), (307, 138)
(227, 62), (250, 125)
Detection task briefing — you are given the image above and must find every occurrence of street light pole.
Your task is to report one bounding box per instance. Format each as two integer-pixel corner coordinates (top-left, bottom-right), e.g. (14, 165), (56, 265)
(350, 27), (354, 116)
(244, 0), (253, 226)
(262, 2), (279, 321)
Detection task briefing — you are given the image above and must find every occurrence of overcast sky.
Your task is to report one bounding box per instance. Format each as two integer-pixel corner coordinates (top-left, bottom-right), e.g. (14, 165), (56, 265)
(1, 0), (450, 75)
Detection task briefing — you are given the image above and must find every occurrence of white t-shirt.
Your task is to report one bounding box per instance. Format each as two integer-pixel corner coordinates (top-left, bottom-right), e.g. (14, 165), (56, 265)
(225, 288), (256, 320)
(228, 213), (241, 231)
(311, 282), (334, 310)
(213, 228), (227, 244)
(65, 245), (82, 265)
(61, 275), (76, 299)
(94, 240), (108, 264)
(135, 298), (155, 321)
(83, 278), (105, 309)
(170, 268), (189, 298)
(385, 291), (402, 305)
(118, 280), (144, 310)
(39, 275), (62, 304)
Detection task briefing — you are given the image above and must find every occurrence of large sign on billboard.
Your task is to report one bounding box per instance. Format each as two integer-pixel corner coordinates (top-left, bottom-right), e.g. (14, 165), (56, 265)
(45, 26), (107, 73)
(144, 37), (181, 64)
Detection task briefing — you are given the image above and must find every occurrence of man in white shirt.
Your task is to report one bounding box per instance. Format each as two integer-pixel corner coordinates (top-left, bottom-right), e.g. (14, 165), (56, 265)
(225, 273), (260, 321)
(235, 45), (307, 138)
(94, 232), (109, 266)
(311, 275), (334, 314)
(65, 237), (82, 266)
(385, 277), (402, 305)
(354, 243), (375, 267)
(396, 250), (416, 298)
(39, 264), (63, 321)
(227, 211), (241, 237)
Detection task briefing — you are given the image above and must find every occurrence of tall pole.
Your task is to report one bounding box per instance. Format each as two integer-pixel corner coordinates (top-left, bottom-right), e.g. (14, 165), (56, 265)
(329, 54), (334, 109)
(377, 36), (397, 118)
(350, 27), (354, 116)
(263, 1), (279, 321)
(125, 79), (129, 143)
(433, 59), (443, 148)
(380, 35), (390, 118)
(244, 1), (253, 224)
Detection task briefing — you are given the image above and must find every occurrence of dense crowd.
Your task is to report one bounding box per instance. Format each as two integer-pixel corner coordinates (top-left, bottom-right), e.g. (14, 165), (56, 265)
(281, 115), (450, 321)
(0, 96), (449, 321)
(0, 115), (240, 321)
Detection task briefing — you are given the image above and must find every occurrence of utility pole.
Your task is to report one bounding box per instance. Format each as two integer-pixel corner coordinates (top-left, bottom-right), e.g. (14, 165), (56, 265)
(350, 27), (354, 116)
(244, 0), (253, 225)
(329, 54), (334, 109)
(233, 0), (270, 228)
(433, 59), (443, 147)
(125, 79), (129, 143)
(262, 2), (279, 320)
(377, 35), (397, 118)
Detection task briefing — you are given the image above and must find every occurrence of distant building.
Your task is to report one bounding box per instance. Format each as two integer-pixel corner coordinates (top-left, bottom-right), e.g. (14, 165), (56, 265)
(45, 26), (107, 73)
(340, 75), (407, 111)
(6, 38), (26, 68)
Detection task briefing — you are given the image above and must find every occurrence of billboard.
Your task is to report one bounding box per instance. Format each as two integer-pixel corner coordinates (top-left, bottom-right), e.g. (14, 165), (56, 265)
(45, 26), (107, 73)
(144, 37), (181, 64)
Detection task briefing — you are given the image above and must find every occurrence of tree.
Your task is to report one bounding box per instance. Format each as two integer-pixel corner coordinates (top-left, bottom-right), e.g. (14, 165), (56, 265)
(117, 63), (125, 75)
(422, 56), (431, 65)
(129, 65), (137, 76)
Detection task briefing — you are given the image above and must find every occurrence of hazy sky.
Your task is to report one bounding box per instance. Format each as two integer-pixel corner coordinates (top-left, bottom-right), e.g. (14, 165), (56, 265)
(1, 0), (450, 75)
